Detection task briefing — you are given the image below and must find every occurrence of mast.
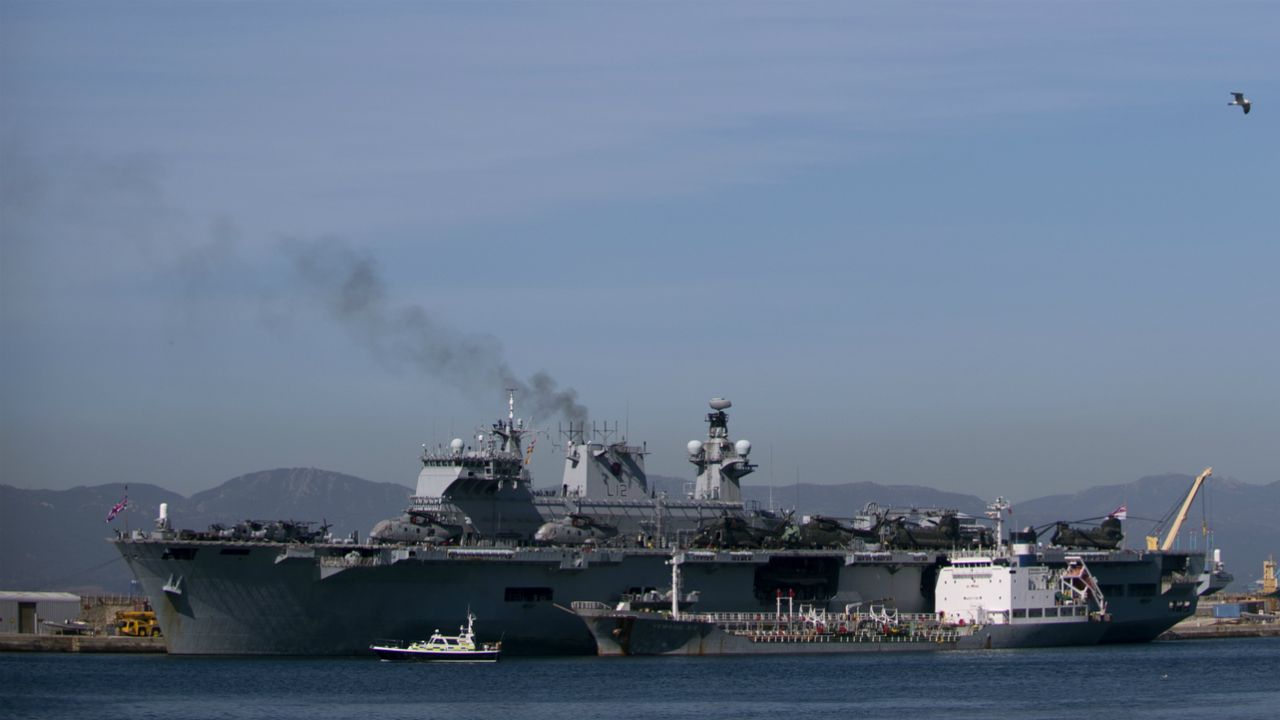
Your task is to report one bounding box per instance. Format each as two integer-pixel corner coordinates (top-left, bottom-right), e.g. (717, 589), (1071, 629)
(669, 552), (684, 620)
(985, 496), (1011, 552)
(687, 398), (755, 501)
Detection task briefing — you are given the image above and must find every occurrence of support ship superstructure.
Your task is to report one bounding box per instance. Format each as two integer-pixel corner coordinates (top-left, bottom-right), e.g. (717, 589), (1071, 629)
(112, 397), (1204, 655)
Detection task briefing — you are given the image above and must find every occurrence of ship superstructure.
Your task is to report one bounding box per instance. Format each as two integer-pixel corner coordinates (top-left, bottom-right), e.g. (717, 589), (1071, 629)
(407, 391), (543, 540)
(393, 394), (751, 545)
(688, 398), (756, 502)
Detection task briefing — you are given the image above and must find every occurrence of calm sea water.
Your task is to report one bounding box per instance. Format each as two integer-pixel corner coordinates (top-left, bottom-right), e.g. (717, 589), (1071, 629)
(2, 639), (1278, 720)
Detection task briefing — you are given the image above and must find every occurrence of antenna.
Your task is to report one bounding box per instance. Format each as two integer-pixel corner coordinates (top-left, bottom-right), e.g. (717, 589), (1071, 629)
(769, 444), (775, 513)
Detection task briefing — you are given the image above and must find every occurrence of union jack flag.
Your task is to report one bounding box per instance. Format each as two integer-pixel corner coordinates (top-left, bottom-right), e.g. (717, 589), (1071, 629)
(106, 496), (128, 523)
(1109, 504), (1127, 521)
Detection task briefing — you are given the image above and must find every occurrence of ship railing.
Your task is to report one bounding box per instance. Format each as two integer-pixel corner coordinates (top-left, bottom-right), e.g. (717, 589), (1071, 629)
(560, 498), (745, 510)
(730, 617), (966, 644)
(318, 554), (382, 569)
(569, 601), (612, 611)
(946, 549), (1009, 561)
(683, 551), (718, 561)
(741, 628), (963, 644)
(846, 551), (933, 563)
(690, 609), (941, 629)
(846, 551), (894, 562)
(420, 450), (524, 462)
(446, 548), (516, 559)
(1043, 547), (1137, 561)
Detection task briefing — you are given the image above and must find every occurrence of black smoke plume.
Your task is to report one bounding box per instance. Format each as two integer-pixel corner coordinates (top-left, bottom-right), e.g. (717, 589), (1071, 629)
(284, 237), (587, 424)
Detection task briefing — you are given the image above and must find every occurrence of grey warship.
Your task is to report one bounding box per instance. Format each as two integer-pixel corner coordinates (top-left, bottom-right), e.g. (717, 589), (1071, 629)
(112, 396), (1205, 655)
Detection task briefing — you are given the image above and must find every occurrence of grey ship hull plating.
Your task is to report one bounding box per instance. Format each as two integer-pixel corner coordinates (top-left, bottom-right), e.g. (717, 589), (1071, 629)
(117, 544), (934, 655)
(115, 538), (1200, 655)
(1037, 547), (1203, 644)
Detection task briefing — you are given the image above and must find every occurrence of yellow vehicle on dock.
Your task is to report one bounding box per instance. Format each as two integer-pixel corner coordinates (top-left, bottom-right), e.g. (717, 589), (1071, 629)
(115, 610), (161, 637)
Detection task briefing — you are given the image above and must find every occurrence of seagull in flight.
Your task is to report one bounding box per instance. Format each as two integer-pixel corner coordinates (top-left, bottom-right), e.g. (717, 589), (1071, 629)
(1229, 92), (1251, 114)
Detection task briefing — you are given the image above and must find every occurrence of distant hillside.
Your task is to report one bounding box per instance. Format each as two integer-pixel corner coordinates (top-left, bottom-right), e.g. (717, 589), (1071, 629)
(182, 468), (413, 533)
(0, 469), (412, 594)
(2, 469), (1274, 594)
(0, 482), (187, 595)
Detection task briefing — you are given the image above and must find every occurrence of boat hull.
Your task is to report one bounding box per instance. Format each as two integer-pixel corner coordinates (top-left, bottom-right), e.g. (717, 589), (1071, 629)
(579, 612), (959, 656)
(573, 608), (1110, 656)
(370, 646), (500, 662)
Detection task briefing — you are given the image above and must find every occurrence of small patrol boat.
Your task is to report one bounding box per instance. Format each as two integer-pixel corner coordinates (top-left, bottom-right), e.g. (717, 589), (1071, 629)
(370, 613), (501, 662)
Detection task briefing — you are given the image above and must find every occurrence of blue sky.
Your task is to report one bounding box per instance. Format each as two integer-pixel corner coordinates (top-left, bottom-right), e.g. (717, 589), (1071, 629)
(2, 1), (1276, 501)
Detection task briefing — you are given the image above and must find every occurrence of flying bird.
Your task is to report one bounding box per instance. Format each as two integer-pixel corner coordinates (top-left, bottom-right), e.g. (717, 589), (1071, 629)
(1229, 92), (1251, 114)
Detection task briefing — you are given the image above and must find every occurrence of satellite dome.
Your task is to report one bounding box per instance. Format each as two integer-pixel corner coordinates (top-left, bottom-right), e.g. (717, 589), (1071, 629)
(734, 439), (752, 456)
(687, 440), (704, 456)
(709, 397), (732, 410)
(450, 438), (464, 451)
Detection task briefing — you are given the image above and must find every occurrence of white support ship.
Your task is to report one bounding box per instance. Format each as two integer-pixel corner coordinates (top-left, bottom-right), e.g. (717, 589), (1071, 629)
(934, 553), (1109, 648)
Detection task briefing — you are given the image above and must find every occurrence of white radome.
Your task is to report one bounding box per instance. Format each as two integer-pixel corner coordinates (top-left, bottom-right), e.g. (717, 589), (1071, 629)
(687, 440), (704, 456)
(450, 438), (464, 451)
(734, 439), (752, 457)
(709, 397), (732, 410)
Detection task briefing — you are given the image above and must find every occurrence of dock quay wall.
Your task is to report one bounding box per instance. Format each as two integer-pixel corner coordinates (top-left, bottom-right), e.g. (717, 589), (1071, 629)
(1159, 622), (1280, 641)
(0, 633), (165, 653)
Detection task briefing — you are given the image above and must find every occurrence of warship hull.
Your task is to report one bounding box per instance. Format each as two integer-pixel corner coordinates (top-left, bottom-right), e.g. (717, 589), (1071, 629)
(117, 543), (935, 655)
(1047, 548), (1203, 644)
(114, 539), (1200, 655)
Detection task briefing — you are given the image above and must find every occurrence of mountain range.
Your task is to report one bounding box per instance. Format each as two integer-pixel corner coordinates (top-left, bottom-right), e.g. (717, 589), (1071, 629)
(0, 468), (412, 595)
(2, 468), (1275, 595)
